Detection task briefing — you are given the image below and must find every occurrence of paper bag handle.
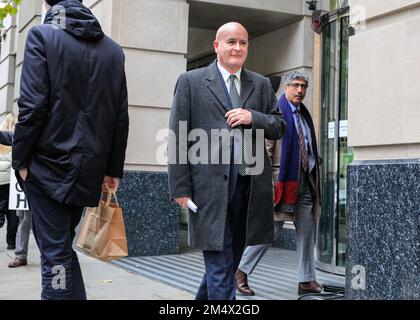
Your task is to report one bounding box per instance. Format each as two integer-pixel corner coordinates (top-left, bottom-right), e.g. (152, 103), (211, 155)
(104, 189), (119, 207)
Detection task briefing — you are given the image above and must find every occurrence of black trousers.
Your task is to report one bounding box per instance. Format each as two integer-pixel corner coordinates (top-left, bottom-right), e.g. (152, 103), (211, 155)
(0, 183), (19, 247)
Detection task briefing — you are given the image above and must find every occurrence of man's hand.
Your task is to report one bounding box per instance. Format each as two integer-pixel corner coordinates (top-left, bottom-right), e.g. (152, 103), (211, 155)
(103, 176), (120, 192)
(19, 168), (28, 181)
(225, 108), (252, 127)
(175, 197), (191, 209)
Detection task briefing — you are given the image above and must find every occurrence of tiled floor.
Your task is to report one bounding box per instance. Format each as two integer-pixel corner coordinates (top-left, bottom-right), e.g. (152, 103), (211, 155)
(112, 246), (345, 300)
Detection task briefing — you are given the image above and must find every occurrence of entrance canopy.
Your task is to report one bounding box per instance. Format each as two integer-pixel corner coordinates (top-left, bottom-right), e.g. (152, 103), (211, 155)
(189, 0), (302, 37)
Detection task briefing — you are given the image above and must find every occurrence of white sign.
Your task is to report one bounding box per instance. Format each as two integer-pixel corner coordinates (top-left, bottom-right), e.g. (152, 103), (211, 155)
(339, 120), (348, 138)
(8, 171), (29, 210)
(328, 122), (335, 139)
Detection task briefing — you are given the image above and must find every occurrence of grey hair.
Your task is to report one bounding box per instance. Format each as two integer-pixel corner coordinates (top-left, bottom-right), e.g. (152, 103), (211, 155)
(284, 71), (309, 86)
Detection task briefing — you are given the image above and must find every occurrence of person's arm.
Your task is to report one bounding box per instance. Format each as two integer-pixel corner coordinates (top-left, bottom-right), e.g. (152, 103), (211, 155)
(249, 77), (286, 140)
(266, 139), (281, 191)
(168, 73), (192, 206)
(0, 131), (13, 146)
(12, 26), (50, 172)
(265, 139), (275, 164)
(104, 51), (129, 192)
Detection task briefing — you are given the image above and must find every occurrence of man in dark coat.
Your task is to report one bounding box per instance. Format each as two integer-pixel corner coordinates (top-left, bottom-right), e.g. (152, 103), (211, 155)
(168, 22), (285, 300)
(12, 0), (129, 300)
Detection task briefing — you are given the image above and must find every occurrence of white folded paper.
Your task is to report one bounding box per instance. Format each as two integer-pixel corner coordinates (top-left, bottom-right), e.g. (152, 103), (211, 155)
(187, 199), (198, 213)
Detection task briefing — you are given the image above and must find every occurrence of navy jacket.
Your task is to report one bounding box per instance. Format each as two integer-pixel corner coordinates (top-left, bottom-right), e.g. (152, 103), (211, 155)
(12, 0), (129, 207)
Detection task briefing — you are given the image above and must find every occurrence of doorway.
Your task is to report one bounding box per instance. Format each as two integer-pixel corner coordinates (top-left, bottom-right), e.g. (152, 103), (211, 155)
(316, 6), (352, 275)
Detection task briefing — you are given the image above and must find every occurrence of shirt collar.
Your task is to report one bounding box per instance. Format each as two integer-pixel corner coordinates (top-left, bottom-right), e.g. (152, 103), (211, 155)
(287, 100), (300, 113)
(217, 61), (242, 83)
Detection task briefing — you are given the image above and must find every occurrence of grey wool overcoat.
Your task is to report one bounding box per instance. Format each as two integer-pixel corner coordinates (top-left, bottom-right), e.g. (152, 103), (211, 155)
(168, 60), (286, 251)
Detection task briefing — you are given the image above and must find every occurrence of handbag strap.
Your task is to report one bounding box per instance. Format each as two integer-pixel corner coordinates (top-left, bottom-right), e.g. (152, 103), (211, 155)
(104, 189), (120, 207)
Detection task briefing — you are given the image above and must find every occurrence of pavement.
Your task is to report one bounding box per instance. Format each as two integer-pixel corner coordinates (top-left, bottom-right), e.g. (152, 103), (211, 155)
(0, 226), (194, 300)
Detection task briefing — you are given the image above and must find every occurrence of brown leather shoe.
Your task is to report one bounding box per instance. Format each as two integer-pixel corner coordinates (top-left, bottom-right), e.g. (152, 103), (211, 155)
(8, 258), (27, 268)
(235, 269), (255, 296)
(298, 281), (323, 295)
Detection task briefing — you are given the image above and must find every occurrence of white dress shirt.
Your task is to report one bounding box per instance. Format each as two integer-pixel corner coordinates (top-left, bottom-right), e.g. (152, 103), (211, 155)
(217, 61), (242, 95)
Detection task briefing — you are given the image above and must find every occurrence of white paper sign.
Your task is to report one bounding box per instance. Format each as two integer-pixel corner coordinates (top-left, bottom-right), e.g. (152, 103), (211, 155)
(8, 171), (29, 210)
(339, 120), (348, 137)
(328, 122), (335, 139)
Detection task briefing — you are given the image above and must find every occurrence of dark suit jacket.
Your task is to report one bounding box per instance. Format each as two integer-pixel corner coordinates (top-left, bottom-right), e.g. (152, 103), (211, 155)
(12, 1), (129, 207)
(168, 60), (286, 250)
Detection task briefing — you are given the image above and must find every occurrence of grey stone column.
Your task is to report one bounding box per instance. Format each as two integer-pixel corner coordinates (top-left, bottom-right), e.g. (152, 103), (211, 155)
(119, 171), (180, 256)
(346, 159), (420, 299)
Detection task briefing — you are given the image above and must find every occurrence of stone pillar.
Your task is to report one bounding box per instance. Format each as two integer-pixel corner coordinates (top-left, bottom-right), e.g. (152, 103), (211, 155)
(346, 160), (420, 299)
(13, 0), (43, 112)
(347, 0), (420, 299)
(0, 14), (17, 115)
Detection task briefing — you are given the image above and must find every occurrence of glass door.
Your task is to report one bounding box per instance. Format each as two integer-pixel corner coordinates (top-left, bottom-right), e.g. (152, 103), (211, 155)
(317, 18), (337, 270)
(316, 8), (351, 275)
(337, 15), (352, 267)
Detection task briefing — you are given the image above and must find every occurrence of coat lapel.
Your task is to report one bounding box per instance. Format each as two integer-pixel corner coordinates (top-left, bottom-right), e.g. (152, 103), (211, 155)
(205, 62), (255, 111)
(206, 61), (230, 111)
(240, 69), (255, 108)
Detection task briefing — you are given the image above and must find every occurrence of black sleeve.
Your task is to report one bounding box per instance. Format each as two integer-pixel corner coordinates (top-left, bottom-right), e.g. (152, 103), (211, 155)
(105, 52), (129, 178)
(12, 26), (49, 171)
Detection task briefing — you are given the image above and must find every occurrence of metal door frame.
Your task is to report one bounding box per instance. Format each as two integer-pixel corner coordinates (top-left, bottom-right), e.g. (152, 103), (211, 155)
(315, 6), (349, 276)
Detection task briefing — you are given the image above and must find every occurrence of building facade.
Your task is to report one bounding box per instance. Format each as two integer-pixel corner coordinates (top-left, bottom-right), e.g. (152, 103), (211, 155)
(345, 0), (420, 299)
(1, 0), (418, 299)
(0, 0), (329, 257)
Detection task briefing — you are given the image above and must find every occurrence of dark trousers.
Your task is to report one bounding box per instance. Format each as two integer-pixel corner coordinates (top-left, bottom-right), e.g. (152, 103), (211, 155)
(24, 179), (86, 300)
(0, 184), (19, 247)
(195, 174), (250, 300)
(5, 210), (18, 247)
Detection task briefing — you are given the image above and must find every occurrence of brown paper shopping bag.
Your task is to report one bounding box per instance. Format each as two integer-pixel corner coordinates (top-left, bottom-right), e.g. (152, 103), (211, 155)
(76, 191), (128, 261)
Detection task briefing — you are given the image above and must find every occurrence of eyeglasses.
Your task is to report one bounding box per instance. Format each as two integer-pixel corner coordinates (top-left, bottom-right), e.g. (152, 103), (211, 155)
(287, 83), (308, 89)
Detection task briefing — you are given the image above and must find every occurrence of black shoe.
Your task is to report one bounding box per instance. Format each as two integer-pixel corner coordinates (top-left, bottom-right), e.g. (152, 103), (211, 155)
(8, 258), (28, 268)
(7, 245), (16, 250)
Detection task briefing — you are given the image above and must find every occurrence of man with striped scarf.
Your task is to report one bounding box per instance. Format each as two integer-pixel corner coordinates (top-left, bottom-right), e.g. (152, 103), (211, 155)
(236, 71), (322, 296)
